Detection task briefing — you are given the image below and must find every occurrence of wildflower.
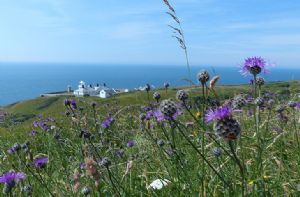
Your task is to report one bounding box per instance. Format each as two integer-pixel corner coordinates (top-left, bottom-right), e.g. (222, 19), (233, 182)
(197, 70), (210, 85)
(254, 97), (264, 107)
(176, 90), (189, 102)
(91, 102), (97, 108)
(100, 116), (114, 129)
(164, 82), (170, 89)
(145, 84), (151, 92)
(205, 105), (241, 140)
(256, 77), (265, 87)
(33, 156), (49, 168)
(147, 179), (170, 190)
(127, 140), (136, 148)
(157, 139), (165, 146)
(195, 112), (201, 118)
(0, 172), (25, 186)
(288, 101), (297, 108)
(154, 109), (181, 122)
(205, 105), (234, 122)
(100, 157), (111, 167)
(7, 147), (15, 154)
(240, 56), (268, 76)
(153, 92), (161, 102)
(23, 185), (32, 196)
(71, 100), (77, 109)
(81, 186), (91, 196)
(159, 99), (177, 117)
(296, 102), (300, 109)
(232, 95), (246, 109)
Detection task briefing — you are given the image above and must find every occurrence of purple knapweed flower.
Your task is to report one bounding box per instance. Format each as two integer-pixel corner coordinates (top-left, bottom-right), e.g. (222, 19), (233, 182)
(30, 130), (37, 137)
(33, 156), (49, 168)
(101, 116), (114, 129)
(33, 120), (39, 127)
(240, 56), (268, 76)
(127, 140), (136, 148)
(154, 109), (182, 122)
(296, 102), (300, 109)
(205, 105), (235, 122)
(0, 172), (25, 185)
(7, 147), (15, 154)
(71, 100), (77, 109)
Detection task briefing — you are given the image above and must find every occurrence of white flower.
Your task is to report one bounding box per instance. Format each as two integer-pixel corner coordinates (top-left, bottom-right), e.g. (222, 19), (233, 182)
(147, 179), (170, 190)
(50, 125), (56, 130)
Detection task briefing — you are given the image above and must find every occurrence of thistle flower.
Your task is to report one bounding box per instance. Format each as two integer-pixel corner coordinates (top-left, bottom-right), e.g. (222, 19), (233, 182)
(164, 82), (170, 89)
(205, 105), (241, 140)
(205, 105), (234, 122)
(288, 101), (297, 108)
(145, 84), (151, 92)
(176, 90), (189, 102)
(101, 116), (114, 129)
(197, 70), (210, 84)
(254, 97), (264, 107)
(0, 172), (25, 186)
(100, 157), (111, 167)
(81, 187), (91, 196)
(153, 92), (161, 102)
(240, 56), (268, 76)
(71, 100), (77, 109)
(127, 140), (136, 148)
(159, 99), (177, 117)
(256, 77), (265, 87)
(232, 95), (246, 110)
(23, 185), (32, 196)
(33, 156), (49, 168)
(154, 109), (181, 122)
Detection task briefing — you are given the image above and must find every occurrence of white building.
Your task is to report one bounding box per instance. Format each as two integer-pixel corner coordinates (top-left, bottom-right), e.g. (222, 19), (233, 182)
(73, 81), (116, 98)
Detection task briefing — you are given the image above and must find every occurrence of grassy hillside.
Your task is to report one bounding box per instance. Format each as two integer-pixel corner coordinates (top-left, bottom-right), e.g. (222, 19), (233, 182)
(0, 80), (299, 196)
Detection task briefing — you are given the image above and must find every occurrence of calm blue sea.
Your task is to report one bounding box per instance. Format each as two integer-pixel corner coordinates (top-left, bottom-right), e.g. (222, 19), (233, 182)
(0, 63), (299, 106)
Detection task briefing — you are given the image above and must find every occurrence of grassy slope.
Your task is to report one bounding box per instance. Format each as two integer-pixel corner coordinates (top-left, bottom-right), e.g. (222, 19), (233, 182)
(0, 80), (299, 196)
(1, 80), (299, 131)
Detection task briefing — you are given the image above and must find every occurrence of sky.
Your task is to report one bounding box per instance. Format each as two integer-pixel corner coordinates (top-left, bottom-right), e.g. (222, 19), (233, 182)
(0, 0), (300, 67)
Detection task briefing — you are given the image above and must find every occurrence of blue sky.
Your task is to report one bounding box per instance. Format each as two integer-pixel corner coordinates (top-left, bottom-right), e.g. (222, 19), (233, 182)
(0, 0), (299, 67)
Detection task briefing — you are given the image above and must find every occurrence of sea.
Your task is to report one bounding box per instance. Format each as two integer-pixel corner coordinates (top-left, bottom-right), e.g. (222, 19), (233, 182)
(0, 63), (299, 106)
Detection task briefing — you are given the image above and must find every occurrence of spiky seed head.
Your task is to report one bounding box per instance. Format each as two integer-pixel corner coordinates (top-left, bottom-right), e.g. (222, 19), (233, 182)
(212, 147), (222, 157)
(81, 187), (91, 196)
(23, 185), (32, 195)
(153, 92), (161, 101)
(276, 105), (285, 113)
(254, 97), (264, 106)
(232, 95), (246, 109)
(197, 70), (210, 84)
(214, 118), (241, 140)
(176, 90), (189, 101)
(256, 77), (265, 86)
(164, 82), (170, 89)
(145, 84), (151, 92)
(157, 139), (165, 147)
(288, 101), (297, 108)
(100, 157), (111, 167)
(159, 99), (177, 117)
